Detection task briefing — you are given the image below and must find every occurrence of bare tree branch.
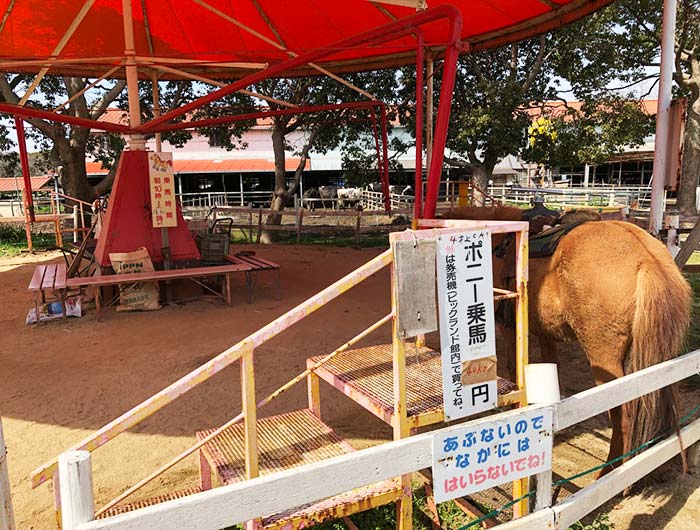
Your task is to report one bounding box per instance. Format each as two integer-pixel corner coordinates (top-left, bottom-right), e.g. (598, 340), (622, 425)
(90, 79), (126, 120)
(522, 34), (547, 94)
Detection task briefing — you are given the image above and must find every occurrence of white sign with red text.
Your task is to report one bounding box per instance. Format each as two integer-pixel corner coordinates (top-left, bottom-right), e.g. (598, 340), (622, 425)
(436, 230), (497, 421)
(432, 408), (553, 503)
(148, 151), (177, 228)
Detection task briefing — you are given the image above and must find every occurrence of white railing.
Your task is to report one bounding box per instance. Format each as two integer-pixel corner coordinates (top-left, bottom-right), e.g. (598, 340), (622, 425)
(362, 190), (415, 211)
(486, 184), (661, 210)
(179, 191), (273, 209)
(60, 348), (700, 530)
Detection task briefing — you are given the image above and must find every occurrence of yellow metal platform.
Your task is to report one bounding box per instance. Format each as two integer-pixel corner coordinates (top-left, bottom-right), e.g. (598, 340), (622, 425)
(310, 343), (522, 429)
(197, 408), (402, 530)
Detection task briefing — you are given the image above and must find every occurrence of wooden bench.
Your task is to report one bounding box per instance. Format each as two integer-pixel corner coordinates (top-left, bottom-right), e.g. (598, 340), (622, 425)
(28, 263), (68, 319)
(226, 253), (281, 303)
(66, 262), (256, 316)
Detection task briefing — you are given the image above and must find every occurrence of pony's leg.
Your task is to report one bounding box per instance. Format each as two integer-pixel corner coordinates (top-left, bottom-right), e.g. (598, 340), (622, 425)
(495, 322), (517, 382)
(577, 333), (629, 475)
(537, 335), (559, 365)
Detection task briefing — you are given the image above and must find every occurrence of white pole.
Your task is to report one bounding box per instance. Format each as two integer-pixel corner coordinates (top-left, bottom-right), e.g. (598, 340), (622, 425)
(0, 419), (15, 530)
(649, 0), (677, 235)
(240, 173), (245, 206)
(583, 163), (590, 187)
(525, 364), (560, 512)
(72, 205), (79, 243)
(58, 451), (94, 530)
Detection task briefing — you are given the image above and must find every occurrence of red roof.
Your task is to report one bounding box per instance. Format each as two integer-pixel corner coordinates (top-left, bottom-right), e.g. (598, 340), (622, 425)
(0, 176), (52, 192)
(0, 1), (614, 79)
(86, 158), (308, 175)
(525, 100), (659, 119)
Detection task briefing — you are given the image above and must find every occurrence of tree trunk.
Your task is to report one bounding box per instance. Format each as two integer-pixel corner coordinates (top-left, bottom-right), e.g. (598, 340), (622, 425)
(260, 125), (290, 244)
(471, 162), (496, 206)
(678, 98), (700, 216)
(59, 146), (96, 203)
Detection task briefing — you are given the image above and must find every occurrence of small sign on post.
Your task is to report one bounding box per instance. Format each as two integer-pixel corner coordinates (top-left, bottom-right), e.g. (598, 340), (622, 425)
(432, 408), (554, 503)
(148, 152), (177, 228)
(436, 230), (497, 421)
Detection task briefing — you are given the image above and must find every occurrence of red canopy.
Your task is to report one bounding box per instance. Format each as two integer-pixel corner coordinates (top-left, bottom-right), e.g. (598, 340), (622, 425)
(0, 0), (613, 79)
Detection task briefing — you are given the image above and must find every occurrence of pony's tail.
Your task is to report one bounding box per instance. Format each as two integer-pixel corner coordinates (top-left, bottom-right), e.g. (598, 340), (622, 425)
(625, 261), (691, 468)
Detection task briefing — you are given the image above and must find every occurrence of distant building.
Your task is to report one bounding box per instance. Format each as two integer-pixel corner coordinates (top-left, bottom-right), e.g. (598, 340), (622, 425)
(85, 99), (682, 198)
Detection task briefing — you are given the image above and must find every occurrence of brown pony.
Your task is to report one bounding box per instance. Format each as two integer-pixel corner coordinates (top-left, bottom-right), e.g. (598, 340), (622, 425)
(446, 206), (691, 471)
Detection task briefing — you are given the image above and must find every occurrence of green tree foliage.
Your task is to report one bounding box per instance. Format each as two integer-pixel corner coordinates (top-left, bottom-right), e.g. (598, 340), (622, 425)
(552, 0), (700, 213)
(439, 35), (557, 189)
(523, 97), (655, 168)
(244, 69), (404, 234)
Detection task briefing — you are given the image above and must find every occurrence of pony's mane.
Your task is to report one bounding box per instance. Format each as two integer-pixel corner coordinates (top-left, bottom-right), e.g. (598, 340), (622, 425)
(441, 205), (524, 222)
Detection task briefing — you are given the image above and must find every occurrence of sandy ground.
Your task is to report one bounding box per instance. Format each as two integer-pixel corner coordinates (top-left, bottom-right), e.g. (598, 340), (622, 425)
(0, 244), (698, 529)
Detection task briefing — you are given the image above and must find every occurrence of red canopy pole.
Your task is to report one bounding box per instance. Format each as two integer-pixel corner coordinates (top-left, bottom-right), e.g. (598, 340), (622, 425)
(414, 34), (424, 219)
(14, 117), (35, 224)
(380, 105), (390, 212)
(422, 38), (464, 218)
(369, 109), (384, 185)
(151, 101), (382, 134)
(0, 103), (132, 134)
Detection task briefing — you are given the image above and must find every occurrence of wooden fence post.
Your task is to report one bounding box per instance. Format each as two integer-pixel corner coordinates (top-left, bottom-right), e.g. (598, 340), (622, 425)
(296, 208), (304, 243)
(688, 441), (700, 474)
(675, 218), (700, 268)
(58, 451), (94, 530)
(354, 208), (362, 247)
(0, 419), (15, 530)
(256, 207), (263, 244)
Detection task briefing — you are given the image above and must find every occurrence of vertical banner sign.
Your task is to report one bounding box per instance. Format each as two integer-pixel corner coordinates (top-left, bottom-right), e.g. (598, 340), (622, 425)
(432, 408), (554, 503)
(437, 230), (497, 421)
(148, 152), (177, 228)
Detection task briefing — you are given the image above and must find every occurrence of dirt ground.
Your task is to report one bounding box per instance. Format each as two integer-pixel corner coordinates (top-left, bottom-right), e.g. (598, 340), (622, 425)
(0, 244), (698, 529)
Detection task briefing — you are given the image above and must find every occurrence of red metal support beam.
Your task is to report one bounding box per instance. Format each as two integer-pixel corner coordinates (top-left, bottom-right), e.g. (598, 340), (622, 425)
(0, 103), (133, 134)
(149, 100), (384, 134)
(422, 28), (465, 218)
(369, 109), (385, 201)
(139, 5), (463, 134)
(380, 105), (391, 212)
(414, 33), (424, 219)
(14, 117), (35, 223)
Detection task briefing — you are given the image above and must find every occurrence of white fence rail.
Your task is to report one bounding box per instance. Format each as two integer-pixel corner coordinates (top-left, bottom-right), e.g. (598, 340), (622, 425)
(60, 348), (700, 530)
(486, 184), (660, 209)
(362, 190), (415, 211)
(179, 191), (273, 209)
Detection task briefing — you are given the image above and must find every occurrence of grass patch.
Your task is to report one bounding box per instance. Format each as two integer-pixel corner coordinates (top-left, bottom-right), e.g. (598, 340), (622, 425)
(683, 272), (700, 352)
(0, 225), (55, 256)
(568, 513), (614, 530)
(683, 271), (700, 389)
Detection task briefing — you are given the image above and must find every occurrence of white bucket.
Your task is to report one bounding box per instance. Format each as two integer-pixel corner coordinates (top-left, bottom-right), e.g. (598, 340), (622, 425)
(525, 363), (561, 405)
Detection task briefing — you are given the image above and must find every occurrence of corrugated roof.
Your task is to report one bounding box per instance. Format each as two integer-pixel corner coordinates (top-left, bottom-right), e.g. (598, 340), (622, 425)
(525, 100), (659, 119)
(0, 176), (52, 193)
(86, 157), (308, 175)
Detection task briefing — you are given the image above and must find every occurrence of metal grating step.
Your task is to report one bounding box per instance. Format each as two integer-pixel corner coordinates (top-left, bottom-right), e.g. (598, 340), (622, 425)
(96, 487), (203, 519)
(198, 409), (403, 530)
(311, 343), (521, 428)
(197, 409), (354, 483)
